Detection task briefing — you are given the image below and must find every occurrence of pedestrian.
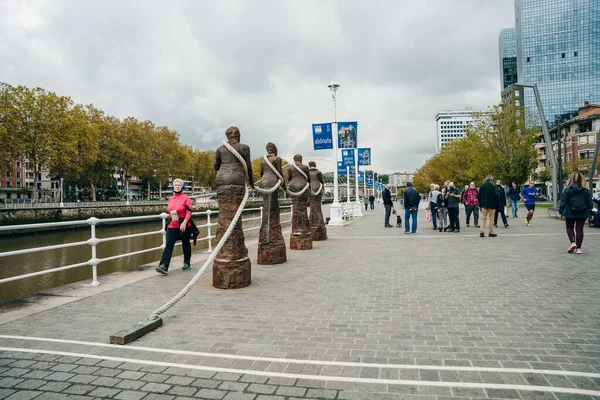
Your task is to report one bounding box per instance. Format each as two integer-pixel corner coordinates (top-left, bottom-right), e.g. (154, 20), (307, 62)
(494, 180), (509, 228)
(428, 184), (441, 230)
(559, 171), (593, 254)
(156, 178), (195, 274)
(369, 194), (375, 209)
(403, 181), (420, 234)
(520, 181), (538, 226)
(463, 182), (479, 228)
(445, 182), (462, 232)
(437, 187), (448, 232)
(478, 175), (499, 237)
(592, 192), (600, 226)
(508, 182), (521, 218)
(363, 196), (369, 211)
(382, 184), (393, 227)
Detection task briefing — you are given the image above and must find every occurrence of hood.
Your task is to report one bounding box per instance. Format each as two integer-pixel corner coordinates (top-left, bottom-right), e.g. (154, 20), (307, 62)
(570, 184), (584, 192)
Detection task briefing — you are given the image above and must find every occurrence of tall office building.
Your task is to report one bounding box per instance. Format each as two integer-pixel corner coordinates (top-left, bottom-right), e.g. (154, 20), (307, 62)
(515, 0), (600, 123)
(499, 28), (518, 89)
(435, 111), (478, 153)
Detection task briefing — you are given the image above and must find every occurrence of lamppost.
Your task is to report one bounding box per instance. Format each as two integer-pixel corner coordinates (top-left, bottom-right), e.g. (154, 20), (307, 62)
(126, 180), (130, 205)
(59, 178), (64, 208)
(328, 80), (344, 226)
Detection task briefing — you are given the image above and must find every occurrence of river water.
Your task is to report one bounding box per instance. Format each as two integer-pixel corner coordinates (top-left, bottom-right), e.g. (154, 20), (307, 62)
(0, 210), (270, 303)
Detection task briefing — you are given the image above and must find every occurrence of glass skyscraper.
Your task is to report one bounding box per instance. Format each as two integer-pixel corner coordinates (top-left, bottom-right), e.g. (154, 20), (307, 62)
(499, 28), (518, 89)
(515, 0), (600, 123)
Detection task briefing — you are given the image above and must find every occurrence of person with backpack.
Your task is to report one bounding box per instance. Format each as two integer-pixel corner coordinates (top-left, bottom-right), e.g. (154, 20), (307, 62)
(559, 171), (593, 254)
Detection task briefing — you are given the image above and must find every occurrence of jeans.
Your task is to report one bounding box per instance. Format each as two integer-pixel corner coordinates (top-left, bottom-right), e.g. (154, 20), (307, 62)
(565, 217), (586, 248)
(480, 208), (496, 234)
(494, 206), (508, 226)
(384, 205), (392, 226)
(465, 204), (479, 225)
(437, 208), (448, 229)
(510, 199), (519, 217)
(429, 202), (438, 228)
(405, 208), (418, 232)
(159, 228), (191, 269)
(370, 201), (374, 210)
(448, 207), (460, 231)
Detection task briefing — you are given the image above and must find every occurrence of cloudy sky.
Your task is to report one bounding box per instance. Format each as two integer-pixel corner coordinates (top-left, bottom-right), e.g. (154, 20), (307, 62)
(0, 0), (514, 174)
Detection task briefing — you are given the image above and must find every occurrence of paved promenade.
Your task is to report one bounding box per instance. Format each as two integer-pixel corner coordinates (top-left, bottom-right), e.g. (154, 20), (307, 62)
(1, 204), (599, 399)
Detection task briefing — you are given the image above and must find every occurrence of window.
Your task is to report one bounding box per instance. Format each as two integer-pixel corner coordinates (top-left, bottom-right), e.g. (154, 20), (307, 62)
(574, 51), (578, 56)
(16, 172), (21, 179)
(5, 171), (10, 178)
(579, 151), (593, 160)
(16, 162), (21, 168)
(527, 57), (531, 62)
(16, 181), (21, 188)
(562, 53), (565, 58)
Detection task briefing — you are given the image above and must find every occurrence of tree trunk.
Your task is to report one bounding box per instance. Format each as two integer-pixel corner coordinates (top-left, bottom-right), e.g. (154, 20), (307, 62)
(147, 180), (151, 201)
(90, 180), (97, 202)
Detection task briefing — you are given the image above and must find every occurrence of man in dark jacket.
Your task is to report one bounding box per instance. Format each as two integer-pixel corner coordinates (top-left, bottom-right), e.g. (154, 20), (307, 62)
(494, 180), (509, 228)
(445, 182), (462, 232)
(507, 182), (521, 218)
(369, 194), (375, 210)
(382, 184), (393, 227)
(478, 175), (499, 237)
(403, 181), (420, 234)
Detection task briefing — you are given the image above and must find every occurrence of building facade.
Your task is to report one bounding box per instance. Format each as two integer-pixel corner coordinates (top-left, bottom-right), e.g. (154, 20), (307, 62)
(0, 159), (55, 202)
(389, 172), (414, 188)
(515, 0), (600, 123)
(534, 102), (599, 194)
(435, 110), (477, 153)
(499, 28), (518, 89)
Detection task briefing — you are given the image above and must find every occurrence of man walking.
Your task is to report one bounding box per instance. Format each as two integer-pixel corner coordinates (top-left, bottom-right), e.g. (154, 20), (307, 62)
(478, 175), (499, 237)
(403, 181), (420, 234)
(520, 181), (538, 226)
(445, 182), (462, 232)
(508, 182), (520, 218)
(463, 182), (479, 228)
(494, 180), (509, 228)
(382, 184), (393, 227)
(369, 194), (375, 210)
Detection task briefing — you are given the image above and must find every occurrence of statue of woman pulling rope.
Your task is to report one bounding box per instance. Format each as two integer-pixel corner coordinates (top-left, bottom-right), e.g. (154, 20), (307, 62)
(286, 154), (312, 250)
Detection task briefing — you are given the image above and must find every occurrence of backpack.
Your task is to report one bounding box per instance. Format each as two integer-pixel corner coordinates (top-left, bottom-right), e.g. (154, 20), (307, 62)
(568, 190), (587, 214)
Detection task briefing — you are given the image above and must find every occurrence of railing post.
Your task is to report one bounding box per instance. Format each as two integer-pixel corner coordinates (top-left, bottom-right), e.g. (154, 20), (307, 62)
(206, 209), (213, 253)
(88, 217), (100, 287)
(160, 212), (168, 250)
(260, 206), (263, 221)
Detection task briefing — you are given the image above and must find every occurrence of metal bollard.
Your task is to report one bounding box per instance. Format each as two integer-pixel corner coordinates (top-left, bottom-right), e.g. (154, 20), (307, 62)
(88, 217), (100, 287)
(206, 209), (213, 253)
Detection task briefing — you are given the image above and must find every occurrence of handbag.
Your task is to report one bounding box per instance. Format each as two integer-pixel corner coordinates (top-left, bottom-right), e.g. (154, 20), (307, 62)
(425, 209), (431, 222)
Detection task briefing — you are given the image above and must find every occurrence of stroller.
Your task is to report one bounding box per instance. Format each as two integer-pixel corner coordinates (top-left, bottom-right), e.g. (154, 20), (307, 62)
(392, 206), (402, 228)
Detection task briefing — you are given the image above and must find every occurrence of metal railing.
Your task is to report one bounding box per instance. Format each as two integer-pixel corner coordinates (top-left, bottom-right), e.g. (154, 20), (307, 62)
(0, 206), (292, 287)
(0, 200), (169, 209)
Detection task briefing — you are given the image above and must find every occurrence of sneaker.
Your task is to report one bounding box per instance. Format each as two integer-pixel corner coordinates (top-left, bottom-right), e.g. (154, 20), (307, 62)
(567, 243), (577, 253)
(504, 224), (509, 228)
(466, 224), (470, 227)
(404, 231), (411, 234)
(475, 224), (480, 228)
(182, 262), (191, 271)
(494, 224), (498, 228)
(438, 228), (443, 232)
(448, 229), (454, 233)
(454, 230), (460, 233)
(576, 248), (582, 254)
(524, 217), (531, 227)
(489, 233), (497, 237)
(155, 265), (168, 275)
(480, 233), (485, 237)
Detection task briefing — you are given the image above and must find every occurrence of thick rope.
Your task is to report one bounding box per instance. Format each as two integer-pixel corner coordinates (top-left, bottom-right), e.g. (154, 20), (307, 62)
(148, 141), (250, 321)
(286, 163), (310, 197)
(308, 167), (323, 196)
(254, 155), (282, 194)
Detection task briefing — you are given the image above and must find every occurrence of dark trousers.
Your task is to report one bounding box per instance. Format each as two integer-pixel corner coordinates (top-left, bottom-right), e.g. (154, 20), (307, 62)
(370, 201), (374, 210)
(429, 202), (438, 228)
(465, 204), (479, 225)
(159, 228), (191, 269)
(405, 208), (418, 232)
(565, 217), (586, 248)
(365, 203), (368, 211)
(448, 207), (460, 231)
(384, 205), (392, 226)
(494, 206), (508, 226)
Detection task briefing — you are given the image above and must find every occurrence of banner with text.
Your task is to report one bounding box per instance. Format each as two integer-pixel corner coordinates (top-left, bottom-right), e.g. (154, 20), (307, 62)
(337, 161), (346, 175)
(358, 148), (371, 166)
(341, 149), (355, 167)
(312, 123), (333, 150)
(337, 121), (358, 149)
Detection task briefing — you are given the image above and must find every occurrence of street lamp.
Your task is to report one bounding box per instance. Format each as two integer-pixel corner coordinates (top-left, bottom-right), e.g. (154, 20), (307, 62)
(126, 180), (130, 205)
(327, 79), (344, 226)
(59, 178), (64, 208)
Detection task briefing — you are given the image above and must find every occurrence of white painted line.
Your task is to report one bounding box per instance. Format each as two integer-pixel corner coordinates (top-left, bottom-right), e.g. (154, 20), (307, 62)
(328, 232), (600, 239)
(1, 347), (599, 396)
(1, 335), (599, 379)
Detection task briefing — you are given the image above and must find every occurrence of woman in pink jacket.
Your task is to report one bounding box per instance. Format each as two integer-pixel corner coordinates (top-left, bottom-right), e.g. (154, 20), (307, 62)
(155, 179), (193, 274)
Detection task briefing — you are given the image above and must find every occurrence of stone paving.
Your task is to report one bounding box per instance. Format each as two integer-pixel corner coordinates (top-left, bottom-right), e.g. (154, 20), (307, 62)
(0, 203), (599, 399)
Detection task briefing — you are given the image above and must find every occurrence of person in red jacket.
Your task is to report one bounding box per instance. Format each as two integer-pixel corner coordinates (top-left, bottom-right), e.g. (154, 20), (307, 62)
(156, 178), (193, 275)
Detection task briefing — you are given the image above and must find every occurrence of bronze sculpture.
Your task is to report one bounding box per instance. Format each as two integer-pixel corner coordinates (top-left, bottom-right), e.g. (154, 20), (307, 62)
(257, 143), (287, 264)
(308, 161), (327, 241)
(286, 154), (312, 250)
(213, 126), (253, 289)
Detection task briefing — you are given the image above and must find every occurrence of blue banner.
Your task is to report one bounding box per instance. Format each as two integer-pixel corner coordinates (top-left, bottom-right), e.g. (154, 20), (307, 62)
(365, 171), (373, 180)
(337, 161), (346, 175)
(358, 148), (371, 166)
(341, 149), (355, 167)
(312, 123), (333, 150)
(337, 121), (357, 149)
(358, 172), (364, 183)
(367, 179), (373, 188)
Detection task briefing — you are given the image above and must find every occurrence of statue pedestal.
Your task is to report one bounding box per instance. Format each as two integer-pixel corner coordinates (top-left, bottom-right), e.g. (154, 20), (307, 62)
(213, 256), (251, 289)
(290, 232), (312, 250)
(311, 225), (327, 241)
(257, 241), (287, 265)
